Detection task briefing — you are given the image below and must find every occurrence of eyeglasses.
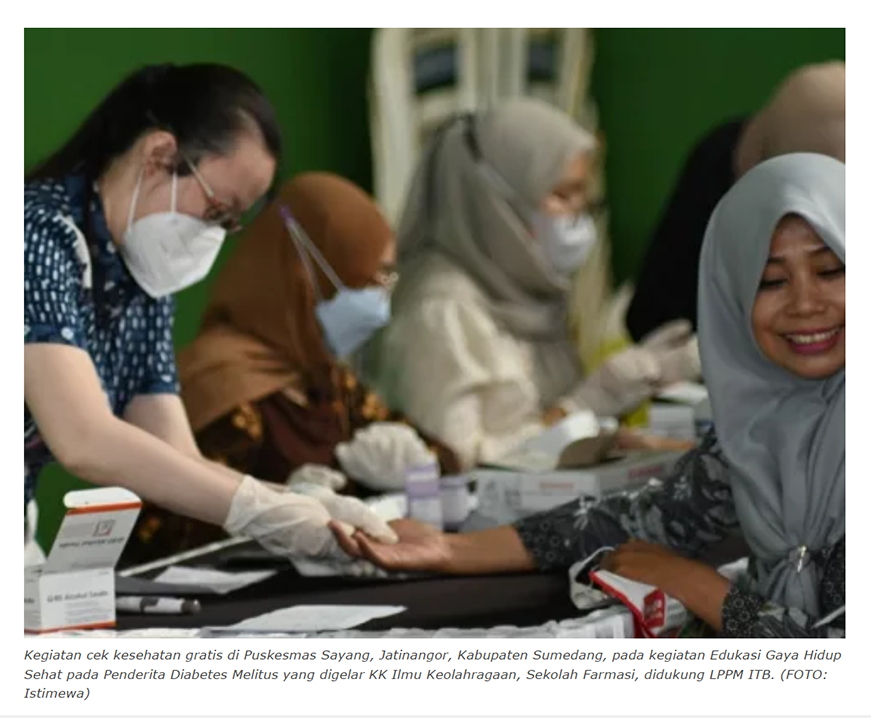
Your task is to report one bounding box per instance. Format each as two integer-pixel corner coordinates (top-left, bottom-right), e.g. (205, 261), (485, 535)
(183, 156), (244, 234)
(374, 269), (399, 293)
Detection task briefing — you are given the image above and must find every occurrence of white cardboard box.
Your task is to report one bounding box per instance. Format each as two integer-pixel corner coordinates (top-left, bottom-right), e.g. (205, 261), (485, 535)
(472, 451), (682, 524)
(25, 487), (141, 634)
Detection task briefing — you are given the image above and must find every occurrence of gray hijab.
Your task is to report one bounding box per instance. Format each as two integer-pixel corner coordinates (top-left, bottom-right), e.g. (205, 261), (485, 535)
(698, 153), (845, 617)
(393, 98), (596, 340)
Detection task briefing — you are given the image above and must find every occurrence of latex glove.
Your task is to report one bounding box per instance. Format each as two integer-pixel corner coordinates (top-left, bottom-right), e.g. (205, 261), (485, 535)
(655, 334), (701, 385)
(639, 319), (693, 352)
(563, 346), (662, 418)
(335, 422), (434, 492)
(223, 476), (396, 561)
(288, 481), (397, 544)
(287, 464), (347, 492)
(639, 319), (701, 384)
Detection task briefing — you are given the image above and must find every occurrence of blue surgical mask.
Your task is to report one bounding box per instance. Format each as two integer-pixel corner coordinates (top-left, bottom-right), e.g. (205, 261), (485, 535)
(315, 286), (391, 358)
(532, 212), (598, 274)
(279, 206), (391, 358)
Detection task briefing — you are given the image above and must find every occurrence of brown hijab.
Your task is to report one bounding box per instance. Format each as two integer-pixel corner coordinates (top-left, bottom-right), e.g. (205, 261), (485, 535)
(179, 173), (393, 433)
(735, 61), (845, 177)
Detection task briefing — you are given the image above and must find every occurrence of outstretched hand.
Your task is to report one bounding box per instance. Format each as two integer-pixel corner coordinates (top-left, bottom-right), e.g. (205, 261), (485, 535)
(329, 518), (452, 574)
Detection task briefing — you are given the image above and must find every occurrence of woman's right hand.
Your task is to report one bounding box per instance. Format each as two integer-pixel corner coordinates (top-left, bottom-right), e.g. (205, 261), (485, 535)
(330, 518), (454, 573)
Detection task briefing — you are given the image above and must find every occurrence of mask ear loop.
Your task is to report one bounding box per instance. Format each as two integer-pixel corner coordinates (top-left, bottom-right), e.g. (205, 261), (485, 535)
(278, 205), (344, 303)
(170, 171), (178, 214)
(126, 168), (146, 233)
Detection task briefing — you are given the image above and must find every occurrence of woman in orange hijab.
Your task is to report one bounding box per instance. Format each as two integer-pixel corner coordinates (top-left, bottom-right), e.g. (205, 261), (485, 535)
(123, 173), (459, 564)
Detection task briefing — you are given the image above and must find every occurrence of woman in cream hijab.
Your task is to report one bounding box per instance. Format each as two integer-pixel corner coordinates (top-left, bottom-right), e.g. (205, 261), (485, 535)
(336, 153), (846, 638)
(627, 60), (845, 340)
(372, 98), (699, 470)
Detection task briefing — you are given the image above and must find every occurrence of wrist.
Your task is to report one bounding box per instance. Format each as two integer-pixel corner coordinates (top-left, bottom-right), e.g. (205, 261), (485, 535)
(441, 533), (471, 573)
(666, 561), (730, 617)
(443, 527), (535, 575)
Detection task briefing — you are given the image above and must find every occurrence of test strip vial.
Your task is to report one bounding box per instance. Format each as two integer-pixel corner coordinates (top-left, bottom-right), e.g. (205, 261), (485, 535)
(440, 475), (470, 531)
(404, 458), (443, 529)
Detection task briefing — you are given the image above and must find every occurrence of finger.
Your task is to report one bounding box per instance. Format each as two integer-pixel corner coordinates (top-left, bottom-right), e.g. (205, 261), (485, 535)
(335, 502), (399, 544)
(328, 520), (363, 559)
(323, 470), (347, 492)
(355, 532), (403, 571)
(644, 319), (693, 348)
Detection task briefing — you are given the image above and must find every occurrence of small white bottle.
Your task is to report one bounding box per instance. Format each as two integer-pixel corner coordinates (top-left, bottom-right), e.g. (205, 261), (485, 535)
(404, 456), (443, 529)
(440, 475), (471, 531)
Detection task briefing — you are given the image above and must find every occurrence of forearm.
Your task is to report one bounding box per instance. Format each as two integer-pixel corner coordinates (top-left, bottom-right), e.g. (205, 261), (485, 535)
(67, 418), (241, 526)
(441, 526), (536, 575)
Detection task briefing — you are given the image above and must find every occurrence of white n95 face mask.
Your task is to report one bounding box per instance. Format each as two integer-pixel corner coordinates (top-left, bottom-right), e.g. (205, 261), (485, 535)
(533, 212), (598, 274)
(120, 171), (226, 298)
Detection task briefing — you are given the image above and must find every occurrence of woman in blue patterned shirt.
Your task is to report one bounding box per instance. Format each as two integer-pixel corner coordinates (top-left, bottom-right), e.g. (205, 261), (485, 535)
(25, 63), (397, 566)
(333, 154), (846, 638)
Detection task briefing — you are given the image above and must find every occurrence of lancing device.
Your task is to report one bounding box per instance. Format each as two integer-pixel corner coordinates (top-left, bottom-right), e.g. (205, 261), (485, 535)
(116, 596), (201, 615)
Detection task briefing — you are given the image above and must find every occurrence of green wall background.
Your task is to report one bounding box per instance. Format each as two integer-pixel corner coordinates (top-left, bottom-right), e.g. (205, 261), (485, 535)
(591, 28), (845, 280)
(26, 28), (844, 546)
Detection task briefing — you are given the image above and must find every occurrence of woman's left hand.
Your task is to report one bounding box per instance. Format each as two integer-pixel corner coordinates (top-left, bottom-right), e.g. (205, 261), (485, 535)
(599, 540), (696, 589)
(599, 540), (730, 630)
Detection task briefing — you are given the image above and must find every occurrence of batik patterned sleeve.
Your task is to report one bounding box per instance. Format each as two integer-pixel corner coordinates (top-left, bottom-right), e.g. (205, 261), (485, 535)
(24, 207), (87, 349)
(721, 538), (845, 638)
(515, 430), (739, 571)
(136, 297), (180, 395)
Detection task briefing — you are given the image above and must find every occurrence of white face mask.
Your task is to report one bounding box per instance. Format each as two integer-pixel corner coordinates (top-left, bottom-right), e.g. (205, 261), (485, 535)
(120, 170), (226, 298)
(533, 212), (598, 274)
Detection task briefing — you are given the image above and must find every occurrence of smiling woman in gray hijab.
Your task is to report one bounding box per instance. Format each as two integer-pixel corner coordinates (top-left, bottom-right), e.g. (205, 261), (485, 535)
(698, 152), (845, 621)
(334, 152), (846, 638)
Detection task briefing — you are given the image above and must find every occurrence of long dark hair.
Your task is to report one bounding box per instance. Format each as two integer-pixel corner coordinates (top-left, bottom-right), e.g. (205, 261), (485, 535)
(27, 63), (281, 315)
(27, 62), (281, 182)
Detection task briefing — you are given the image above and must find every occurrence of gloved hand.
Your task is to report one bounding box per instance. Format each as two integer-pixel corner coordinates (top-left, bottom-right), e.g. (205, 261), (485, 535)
(562, 346), (662, 418)
(639, 319), (692, 352)
(223, 476), (397, 561)
(288, 481), (398, 544)
(287, 464), (347, 492)
(639, 320), (701, 385)
(563, 320), (702, 418)
(335, 422), (435, 492)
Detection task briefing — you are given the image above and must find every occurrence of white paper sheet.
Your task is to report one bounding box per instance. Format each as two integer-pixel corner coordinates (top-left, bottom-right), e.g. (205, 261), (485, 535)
(214, 604), (407, 633)
(153, 566), (277, 595)
(655, 381), (708, 405)
(520, 410), (600, 456)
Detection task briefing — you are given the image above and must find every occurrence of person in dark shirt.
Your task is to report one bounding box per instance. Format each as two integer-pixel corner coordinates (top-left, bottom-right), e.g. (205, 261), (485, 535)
(626, 61), (844, 341)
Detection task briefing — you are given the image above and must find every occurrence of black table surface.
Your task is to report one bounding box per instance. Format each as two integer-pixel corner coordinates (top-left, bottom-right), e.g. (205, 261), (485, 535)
(116, 532), (749, 633)
(117, 570), (578, 632)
